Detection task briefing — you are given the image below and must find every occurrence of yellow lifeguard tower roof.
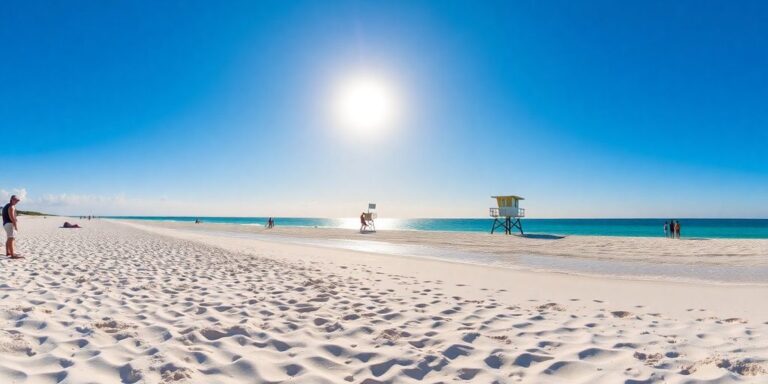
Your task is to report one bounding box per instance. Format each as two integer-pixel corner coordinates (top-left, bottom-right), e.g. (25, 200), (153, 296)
(492, 195), (524, 209)
(491, 195), (524, 200)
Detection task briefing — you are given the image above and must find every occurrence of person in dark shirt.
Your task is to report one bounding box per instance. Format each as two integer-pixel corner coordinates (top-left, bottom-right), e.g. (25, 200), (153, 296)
(3, 195), (22, 258)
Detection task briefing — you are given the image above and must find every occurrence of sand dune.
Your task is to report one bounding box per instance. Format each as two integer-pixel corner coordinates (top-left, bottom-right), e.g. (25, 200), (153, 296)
(0, 218), (766, 383)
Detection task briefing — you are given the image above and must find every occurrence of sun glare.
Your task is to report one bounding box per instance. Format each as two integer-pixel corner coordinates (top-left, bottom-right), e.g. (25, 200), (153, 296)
(332, 74), (400, 134)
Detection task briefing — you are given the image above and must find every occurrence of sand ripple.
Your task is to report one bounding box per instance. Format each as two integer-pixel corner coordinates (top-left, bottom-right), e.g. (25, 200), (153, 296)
(0, 218), (765, 383)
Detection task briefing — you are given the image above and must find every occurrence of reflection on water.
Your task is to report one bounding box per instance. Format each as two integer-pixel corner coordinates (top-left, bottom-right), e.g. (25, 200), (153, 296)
(198, 230), (768, 285)
(308, 218), (409, 231)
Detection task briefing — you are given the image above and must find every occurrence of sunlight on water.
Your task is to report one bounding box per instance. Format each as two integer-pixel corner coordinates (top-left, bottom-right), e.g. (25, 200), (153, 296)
(334, 217), (405, 230)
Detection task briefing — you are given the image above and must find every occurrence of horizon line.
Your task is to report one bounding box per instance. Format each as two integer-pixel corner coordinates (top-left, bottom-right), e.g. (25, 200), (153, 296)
(97, 215), (768, 220)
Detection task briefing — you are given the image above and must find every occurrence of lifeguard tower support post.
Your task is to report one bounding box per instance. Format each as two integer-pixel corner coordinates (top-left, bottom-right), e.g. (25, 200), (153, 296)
(490, 195), (525, 235)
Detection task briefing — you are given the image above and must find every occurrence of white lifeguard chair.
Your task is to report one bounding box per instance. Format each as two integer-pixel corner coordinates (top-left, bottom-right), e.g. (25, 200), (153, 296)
(490, 195), (525, 235)
(361, 203), (377, 232)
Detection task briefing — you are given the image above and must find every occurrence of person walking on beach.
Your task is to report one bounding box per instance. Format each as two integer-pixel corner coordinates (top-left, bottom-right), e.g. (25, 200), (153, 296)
(3, 195), (22, 258)
(663, 221), (669, 238)
(360, 212), (368, 232)
(675, 220), (681, 239)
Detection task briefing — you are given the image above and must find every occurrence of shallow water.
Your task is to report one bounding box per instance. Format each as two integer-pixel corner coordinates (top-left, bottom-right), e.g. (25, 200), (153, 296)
(111, 216), (768, 239)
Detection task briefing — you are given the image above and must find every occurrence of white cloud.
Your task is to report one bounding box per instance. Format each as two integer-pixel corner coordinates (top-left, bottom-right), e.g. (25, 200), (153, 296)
(30, 194), (198, 216)
(35, 193), (127, 207)
(0, 188), (28, 202)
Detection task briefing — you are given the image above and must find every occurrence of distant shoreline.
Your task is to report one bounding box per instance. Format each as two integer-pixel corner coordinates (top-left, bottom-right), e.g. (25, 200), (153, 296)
(104, 216), (768, 239)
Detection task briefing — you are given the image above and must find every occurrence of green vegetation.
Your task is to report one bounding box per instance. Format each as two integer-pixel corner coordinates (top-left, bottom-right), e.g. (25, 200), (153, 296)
(18, 210), (53, 216)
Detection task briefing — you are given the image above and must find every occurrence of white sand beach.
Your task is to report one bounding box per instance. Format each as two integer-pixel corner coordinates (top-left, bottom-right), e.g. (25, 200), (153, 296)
(1, 217), (767, 383)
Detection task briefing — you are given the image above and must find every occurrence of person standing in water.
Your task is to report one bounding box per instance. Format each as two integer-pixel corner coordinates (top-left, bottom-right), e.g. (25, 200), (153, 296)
(3, 195), (22, 258)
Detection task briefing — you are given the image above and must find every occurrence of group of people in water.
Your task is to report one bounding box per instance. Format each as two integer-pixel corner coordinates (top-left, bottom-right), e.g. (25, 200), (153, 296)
(664, 220), (682, 239)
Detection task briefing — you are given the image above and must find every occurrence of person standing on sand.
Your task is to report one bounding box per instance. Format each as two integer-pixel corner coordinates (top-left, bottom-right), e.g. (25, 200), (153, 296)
(664, 221), (669, 238)
(675, 221), (681, 239)
(3, 195), (22, 258)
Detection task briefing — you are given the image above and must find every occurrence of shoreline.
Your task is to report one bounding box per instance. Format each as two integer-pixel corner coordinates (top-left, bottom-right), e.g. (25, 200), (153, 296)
(113, 219), (768, 286)
(134, 224), (768, 287)
(104, 216), (768, 240)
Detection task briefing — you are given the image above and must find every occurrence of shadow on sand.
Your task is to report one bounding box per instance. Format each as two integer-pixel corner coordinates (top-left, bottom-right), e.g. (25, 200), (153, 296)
(518, 233), (565, 240)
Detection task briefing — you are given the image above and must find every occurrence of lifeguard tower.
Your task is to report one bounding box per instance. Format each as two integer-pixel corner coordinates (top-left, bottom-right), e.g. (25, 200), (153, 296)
(490, 195), (525, 235)
(362, 203), (377, 232)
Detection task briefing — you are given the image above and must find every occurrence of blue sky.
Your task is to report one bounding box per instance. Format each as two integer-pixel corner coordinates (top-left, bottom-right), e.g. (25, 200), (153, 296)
(2, 0), (767, 218)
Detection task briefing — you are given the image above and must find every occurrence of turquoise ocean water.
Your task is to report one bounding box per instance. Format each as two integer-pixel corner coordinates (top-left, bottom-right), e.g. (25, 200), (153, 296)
(108, 217), (768, 239)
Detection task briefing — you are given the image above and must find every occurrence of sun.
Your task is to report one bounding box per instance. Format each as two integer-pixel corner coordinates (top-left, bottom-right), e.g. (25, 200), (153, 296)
(332, 74), (400, 134)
